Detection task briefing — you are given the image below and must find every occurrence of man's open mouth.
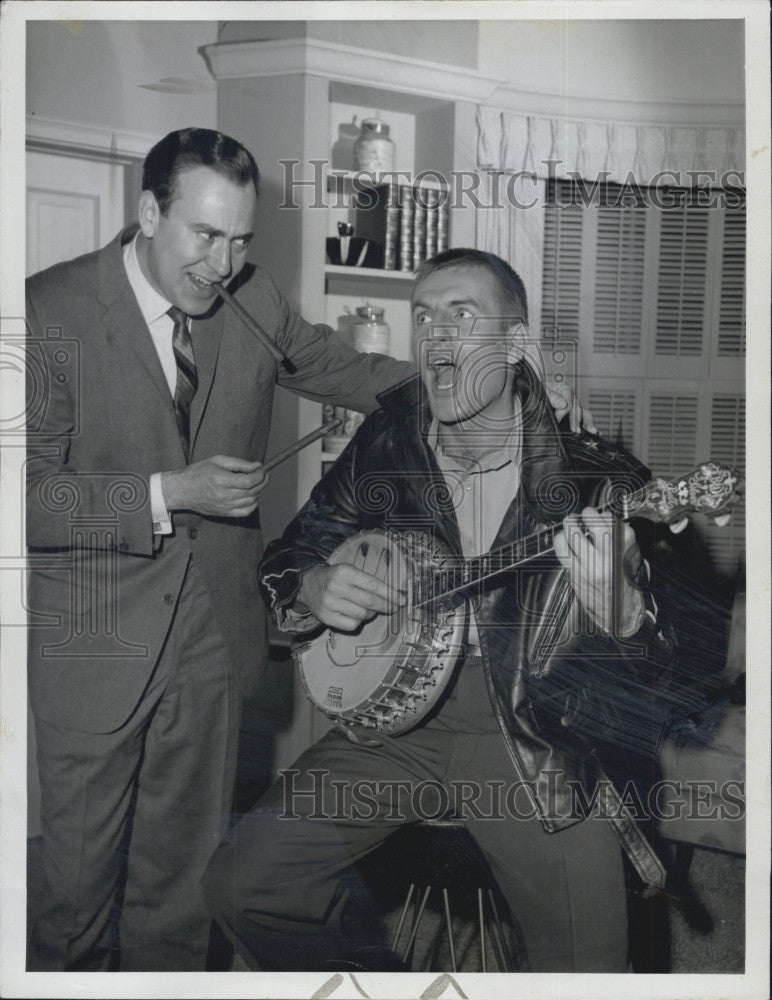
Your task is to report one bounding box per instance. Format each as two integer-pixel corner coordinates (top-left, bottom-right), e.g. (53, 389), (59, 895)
(427, 352), (458, 390)
(189, 273), (217, 292)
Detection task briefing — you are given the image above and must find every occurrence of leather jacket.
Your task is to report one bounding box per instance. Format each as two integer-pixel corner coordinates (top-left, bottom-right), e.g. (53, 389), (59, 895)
(259, 371), (678, 889)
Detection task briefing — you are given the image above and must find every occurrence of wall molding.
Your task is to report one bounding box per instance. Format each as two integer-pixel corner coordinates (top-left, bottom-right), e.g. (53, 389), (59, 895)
(200, 37), (503, 103)
(200, 36), (743, 130)
(26, 116), (153, 161)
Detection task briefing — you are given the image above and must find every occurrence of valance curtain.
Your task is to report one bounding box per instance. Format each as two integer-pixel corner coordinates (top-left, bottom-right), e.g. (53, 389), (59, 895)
(476, 107), (745, 183)
(474, 107), (745, 337)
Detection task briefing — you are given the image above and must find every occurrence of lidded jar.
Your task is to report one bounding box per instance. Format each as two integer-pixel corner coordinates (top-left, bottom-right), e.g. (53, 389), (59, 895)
(353, 118), (395, 172)
(352, 304), (391, 355)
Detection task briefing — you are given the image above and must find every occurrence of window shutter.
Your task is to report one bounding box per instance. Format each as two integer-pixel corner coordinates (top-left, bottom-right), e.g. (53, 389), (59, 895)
(541, 201), (583, 339)
(718, 207), (746, 357)
(593, 207), (645, 355)
(587, 389), (637, 451)
(540, 179), (745, 578)
(655, 208), (710, 356)
(705, 394), (745, 574)
(646, 394), (699, 477)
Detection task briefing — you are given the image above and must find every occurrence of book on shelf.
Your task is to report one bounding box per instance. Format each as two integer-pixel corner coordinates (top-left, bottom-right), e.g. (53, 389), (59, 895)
(352, 180), (448, 273)
(437, 197), (449, 253)
(424, 188), (439, 260)
(399, 184), (414, 273)
(412, 192), (427, 269)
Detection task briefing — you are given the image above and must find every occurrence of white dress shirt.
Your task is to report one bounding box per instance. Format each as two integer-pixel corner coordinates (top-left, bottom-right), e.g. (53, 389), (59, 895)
(122, 233), (183, 534)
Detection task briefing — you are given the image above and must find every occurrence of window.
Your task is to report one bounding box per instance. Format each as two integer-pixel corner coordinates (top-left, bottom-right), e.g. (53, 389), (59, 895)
(542, 179), (745, 578)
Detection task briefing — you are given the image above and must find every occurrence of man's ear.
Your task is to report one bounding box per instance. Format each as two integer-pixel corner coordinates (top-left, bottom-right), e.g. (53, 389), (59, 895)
(138, 190), (160, 239)
(506, 322), (546, 379)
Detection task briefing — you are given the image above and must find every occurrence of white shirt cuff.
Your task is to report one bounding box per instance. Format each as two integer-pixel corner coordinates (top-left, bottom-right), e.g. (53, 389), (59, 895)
(150, 473), (173, 535)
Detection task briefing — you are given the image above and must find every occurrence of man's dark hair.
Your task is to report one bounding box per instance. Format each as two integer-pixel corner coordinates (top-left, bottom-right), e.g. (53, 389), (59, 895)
(142, 128), (260, 215)
(414, 248), (529, 324)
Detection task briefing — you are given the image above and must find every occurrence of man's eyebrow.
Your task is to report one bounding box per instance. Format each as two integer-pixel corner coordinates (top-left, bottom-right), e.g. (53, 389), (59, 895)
(411, 297), (479, 311)
(192, 223), (254, 240)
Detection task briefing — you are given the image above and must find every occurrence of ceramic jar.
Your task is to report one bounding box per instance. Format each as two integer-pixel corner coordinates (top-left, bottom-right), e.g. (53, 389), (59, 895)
(353, 118), (395, 173)
(352, 304), (391, 354)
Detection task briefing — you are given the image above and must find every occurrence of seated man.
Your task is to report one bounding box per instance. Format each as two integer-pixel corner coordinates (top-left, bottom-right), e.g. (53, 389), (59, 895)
(203, 248), (677, 972)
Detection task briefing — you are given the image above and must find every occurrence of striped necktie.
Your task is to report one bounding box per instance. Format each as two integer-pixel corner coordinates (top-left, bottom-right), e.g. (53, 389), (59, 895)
(168, 306), (197, 460)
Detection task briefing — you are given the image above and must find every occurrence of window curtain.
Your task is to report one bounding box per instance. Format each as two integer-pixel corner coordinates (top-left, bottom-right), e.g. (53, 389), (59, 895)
(475, 106), (745, 337)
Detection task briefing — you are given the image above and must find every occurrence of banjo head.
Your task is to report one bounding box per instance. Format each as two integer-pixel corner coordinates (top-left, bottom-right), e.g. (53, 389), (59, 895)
(294, 530), (467, 736)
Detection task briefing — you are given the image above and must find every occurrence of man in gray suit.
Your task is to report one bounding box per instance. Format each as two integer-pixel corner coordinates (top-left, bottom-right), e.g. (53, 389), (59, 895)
(25, 127), (412, 971)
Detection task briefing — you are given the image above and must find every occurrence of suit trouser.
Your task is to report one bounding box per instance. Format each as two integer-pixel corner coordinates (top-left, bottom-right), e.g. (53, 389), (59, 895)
(203, 656), (628, 972)
(29, 559), (238, 971)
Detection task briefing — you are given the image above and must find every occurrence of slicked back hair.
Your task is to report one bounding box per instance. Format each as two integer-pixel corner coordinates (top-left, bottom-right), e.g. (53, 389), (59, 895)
(142, 127), (260, 216)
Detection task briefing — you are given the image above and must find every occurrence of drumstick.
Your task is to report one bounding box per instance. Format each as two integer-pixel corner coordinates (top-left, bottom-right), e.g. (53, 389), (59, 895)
(215, 282), (298, 374)
(262, 419), (343, 473)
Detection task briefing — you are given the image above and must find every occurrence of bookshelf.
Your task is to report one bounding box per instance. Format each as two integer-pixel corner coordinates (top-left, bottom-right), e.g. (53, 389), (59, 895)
(205, 36), (492, 543)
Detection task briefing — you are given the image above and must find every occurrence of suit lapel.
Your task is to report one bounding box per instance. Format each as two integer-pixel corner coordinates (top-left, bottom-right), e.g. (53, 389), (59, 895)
(96, 228), (225, 459)
(96, 229), (174, 404)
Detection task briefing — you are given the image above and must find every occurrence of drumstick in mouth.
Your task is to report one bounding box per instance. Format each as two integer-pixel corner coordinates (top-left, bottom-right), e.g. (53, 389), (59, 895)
(262, 419), (343, 472)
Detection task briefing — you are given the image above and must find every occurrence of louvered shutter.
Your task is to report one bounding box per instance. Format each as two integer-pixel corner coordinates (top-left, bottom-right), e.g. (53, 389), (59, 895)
(655, 207), (710, 356)
(718, 207), (746, 358)
(541, 200), (583, 340)
(646, 394), (699, 478)
(593, 206), (645, 355)
(587, 388), (638, 452)
(705, 394), (745, 574)
(540, 179), (745, 579)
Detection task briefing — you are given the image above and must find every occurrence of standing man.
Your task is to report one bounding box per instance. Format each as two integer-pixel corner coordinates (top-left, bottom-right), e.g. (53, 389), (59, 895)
(203, 249), (679, 972)
(25, 127), (414, 971)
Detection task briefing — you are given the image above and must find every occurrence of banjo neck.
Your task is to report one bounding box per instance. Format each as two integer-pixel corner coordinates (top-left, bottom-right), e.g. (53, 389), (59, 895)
(416, 522), (560, 609)
(415, 461), (740, 609)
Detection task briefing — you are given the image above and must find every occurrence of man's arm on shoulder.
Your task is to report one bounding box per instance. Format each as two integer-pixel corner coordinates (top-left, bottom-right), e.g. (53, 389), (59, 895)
(237, 266), (413, 413)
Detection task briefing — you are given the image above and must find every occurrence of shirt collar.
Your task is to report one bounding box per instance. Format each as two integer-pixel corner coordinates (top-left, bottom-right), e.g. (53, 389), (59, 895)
(122, 232), (174, 327)
(427, 403), (522, 474)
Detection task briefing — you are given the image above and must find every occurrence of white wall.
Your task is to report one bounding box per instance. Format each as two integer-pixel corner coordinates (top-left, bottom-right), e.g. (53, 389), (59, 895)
(478, 19), (744, 111)
(26, 21), (218, 139)
(26, 18), (745, 141)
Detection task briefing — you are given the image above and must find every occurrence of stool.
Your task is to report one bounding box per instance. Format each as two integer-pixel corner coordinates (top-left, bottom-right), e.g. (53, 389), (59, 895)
(387, 821), (518, 972)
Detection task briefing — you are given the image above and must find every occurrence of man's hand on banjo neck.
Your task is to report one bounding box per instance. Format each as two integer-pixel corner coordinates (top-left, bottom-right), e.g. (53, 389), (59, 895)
(296, 562), (407, 634)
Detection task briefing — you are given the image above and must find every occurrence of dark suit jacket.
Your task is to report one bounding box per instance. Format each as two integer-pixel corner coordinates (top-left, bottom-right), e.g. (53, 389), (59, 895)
(26, 227), (410, 733)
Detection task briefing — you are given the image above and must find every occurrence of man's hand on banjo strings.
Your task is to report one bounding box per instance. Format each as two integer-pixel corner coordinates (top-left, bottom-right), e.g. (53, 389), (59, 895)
(554, 507), (646, 638)
(296, 563), (407, 633)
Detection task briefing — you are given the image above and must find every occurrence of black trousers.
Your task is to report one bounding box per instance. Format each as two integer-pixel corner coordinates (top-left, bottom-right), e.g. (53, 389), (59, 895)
(203, 656), (628, 972)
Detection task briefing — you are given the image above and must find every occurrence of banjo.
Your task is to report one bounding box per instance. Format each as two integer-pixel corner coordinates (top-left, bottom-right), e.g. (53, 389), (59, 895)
(294, 462), (740, 738)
